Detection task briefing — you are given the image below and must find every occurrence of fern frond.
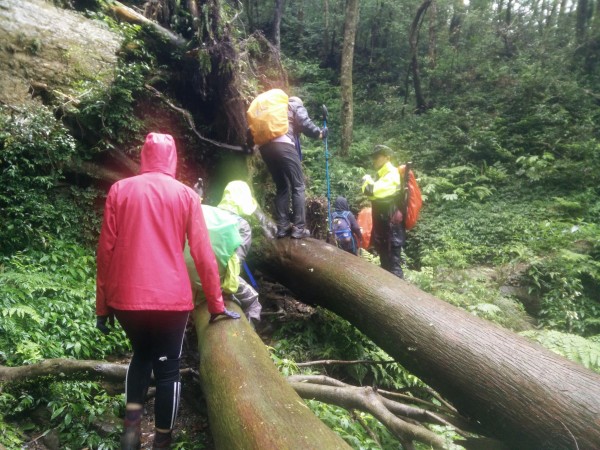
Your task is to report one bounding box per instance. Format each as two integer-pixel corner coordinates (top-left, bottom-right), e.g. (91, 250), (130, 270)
(520, 330), (600, 374)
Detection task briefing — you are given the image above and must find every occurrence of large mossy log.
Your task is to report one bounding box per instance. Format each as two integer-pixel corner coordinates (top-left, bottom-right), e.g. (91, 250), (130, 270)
(253, 238), (600, 450)
(191, 304), (351, 449)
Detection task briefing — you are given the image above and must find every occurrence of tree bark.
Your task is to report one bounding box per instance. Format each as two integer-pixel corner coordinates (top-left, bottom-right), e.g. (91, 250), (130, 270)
(427, 1), (437, 69)
(272, 0), (284, 51)
(252, 238), (600, 450)
(340, 0), (359, 155)
(109, 1), (187, 48)
(191, 304), (351, 449)
(408, 0), (432, 114)
(290, 379), (447, 449)
(576, 0), (590, 42)
(322, 0), (330, 65)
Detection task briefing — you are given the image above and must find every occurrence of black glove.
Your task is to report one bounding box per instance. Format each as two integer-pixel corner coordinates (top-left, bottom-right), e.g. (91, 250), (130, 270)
(96, 314), (114, 335)
(209, 308), (241, 324)
(321, 127), (328, 139)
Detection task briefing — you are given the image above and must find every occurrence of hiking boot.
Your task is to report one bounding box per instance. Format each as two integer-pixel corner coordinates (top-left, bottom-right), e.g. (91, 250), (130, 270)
(290, 227), (310, 239)
(120, 426), (141, 450)
(152, 430), (172, 449)
(120, 408), (142, 450)
(276, 224), (292, 238)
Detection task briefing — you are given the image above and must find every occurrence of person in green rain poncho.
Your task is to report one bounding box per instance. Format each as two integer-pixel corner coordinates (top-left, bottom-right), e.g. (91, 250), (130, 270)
(185, 181), (262, 325)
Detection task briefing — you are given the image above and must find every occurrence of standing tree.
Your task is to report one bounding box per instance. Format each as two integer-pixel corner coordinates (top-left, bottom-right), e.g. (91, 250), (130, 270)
(408, 0), (433, 114)
(340, 0), (360, 155)
(576, 0), (590, 42)
(272, 0), (284, 51)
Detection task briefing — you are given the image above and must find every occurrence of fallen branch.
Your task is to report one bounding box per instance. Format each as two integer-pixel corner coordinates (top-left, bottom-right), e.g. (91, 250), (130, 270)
(288, 374), (471, 434)
(108, 1), (187, 48)
(289, 374), (454, 415)
(296, 358), (396, 367)
(0, 359), (126, 384)
(289, 378), (447, 449)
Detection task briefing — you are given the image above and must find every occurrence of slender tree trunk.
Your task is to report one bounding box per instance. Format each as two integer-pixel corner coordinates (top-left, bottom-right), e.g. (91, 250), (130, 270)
(505, 0), (512, 26)
(253, 238), (600, 450)
(296, 0), (304, 40)
(449, 0), (464, 47)
(322, 0), (330, 65)
(340, 0), (360, 155)
(558, 0), (569, 24)
(546, 0), (560, 29)
(576, 0), (590, 42)
(427, 1), (437, 69)
(191, 304), (351, 449)
(408, 0), (432, 114)
(272, 0), (284, 51)
(593, 0), (600, 36)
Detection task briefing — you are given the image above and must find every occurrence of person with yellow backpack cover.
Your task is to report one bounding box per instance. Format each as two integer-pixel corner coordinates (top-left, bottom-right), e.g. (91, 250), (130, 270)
(185, 181), (263, 325)
(247, 89), (327, 239)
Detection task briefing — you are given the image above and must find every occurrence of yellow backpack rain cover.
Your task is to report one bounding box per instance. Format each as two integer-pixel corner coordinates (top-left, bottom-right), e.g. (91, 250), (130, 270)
(247, 89), (289, 145)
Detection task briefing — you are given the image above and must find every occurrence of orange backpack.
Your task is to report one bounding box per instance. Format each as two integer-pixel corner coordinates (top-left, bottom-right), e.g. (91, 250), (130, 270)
(399, 165), (422, 230)
(356, 207), (372, 249)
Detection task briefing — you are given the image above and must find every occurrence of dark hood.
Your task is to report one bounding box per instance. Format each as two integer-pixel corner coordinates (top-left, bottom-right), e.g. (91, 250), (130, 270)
(140, 132), (177, 177)
(334, 196), (349, 212)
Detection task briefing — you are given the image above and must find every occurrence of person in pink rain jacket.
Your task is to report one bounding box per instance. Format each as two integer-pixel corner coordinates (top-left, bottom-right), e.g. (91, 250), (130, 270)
(96, 132), (239, 449)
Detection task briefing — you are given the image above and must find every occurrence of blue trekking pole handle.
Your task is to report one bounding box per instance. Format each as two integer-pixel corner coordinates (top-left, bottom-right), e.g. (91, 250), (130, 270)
(322, 104), (332, 233)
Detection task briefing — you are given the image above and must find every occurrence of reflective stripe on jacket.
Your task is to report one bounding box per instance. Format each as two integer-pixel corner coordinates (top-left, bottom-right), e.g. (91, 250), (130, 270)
(96, 133), (224, 315)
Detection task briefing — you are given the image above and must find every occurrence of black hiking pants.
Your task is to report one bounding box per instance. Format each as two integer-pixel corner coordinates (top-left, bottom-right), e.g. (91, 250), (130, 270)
(372, 201), (405, 279)
(260, 141), (306, 230)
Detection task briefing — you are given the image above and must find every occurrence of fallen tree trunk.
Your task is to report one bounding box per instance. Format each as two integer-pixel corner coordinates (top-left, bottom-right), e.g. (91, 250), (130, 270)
(0, 358), (126, 383)
(253, 238), (600, 450)
(191, 304), (351, 449)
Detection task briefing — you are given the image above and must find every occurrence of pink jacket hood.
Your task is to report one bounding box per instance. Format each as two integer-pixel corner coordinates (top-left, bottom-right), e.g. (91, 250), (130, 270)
(140, 132), (177, 177)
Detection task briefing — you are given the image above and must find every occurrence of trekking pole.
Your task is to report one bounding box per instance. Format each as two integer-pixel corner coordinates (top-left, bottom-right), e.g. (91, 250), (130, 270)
(242, 260), (259, 290)
(402, 162), (412, 227)
(322, 105), (332, 236)
(401, 162), (412, 265)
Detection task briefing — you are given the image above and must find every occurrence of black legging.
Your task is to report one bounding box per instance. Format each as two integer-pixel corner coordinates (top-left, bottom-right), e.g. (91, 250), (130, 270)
(114, 310), (189, 430)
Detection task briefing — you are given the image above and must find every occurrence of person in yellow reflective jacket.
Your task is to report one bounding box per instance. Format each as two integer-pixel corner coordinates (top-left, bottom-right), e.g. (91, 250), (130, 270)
(361, 145), (405, 278)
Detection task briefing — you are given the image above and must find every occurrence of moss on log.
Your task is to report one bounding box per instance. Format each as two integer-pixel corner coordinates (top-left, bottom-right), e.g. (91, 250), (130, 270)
(253, 237), (600, 450)
(191, 304), (351, 449)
